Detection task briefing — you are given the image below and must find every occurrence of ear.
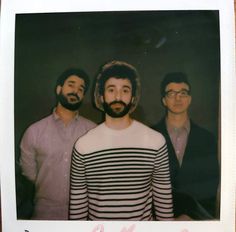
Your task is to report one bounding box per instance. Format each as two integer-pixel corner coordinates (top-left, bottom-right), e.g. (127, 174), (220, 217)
(189, 95), (192, 104)
(162, 97), (167, 106)
(56, 85), (62, 95)
(131, 96), (135, 104)
(100, 95), (104, 103)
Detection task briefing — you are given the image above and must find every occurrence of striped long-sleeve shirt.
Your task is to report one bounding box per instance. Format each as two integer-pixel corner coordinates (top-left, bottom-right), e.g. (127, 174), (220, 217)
(69, 120), (173, 221)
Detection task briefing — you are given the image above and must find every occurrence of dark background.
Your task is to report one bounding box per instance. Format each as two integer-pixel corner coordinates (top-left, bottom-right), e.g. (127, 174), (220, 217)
(14, 10), (220, 218)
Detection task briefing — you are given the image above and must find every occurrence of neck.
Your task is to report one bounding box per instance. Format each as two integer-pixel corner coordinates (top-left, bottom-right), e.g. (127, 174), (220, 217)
(105, 114), (133, 130)
(166, 112), (189, 128)
(55, 104), (78, 125)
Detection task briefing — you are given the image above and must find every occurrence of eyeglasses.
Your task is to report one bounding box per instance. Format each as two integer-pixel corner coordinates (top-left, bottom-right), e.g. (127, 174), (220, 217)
(165, 90), (190, 98)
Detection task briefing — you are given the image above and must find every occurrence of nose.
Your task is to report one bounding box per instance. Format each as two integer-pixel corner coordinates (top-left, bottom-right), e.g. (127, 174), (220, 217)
(70, 86), (77, 94)
(70, 87), (80, 98)
(175, 92), (182, 100)
(72, 90), (79, 97)
(115, 90), (121, 100)
(73, 87), (81, 96)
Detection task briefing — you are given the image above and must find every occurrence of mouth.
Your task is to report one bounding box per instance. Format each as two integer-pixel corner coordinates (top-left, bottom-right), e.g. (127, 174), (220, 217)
(68, 95), (79, 103)
(173, 103), (183, 107)
(112, 104), (124, 111)
(112, 102), (123, 107)
(110, 102), (125, 112)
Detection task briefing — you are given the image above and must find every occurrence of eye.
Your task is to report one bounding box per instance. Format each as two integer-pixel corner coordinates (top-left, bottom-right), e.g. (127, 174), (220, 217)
(78, 87), (85, 93)
(107, 88), (115, 93)
(180, 90), (189, 96)
(123, 88), (131, 93)
(166, 91), (175, 98)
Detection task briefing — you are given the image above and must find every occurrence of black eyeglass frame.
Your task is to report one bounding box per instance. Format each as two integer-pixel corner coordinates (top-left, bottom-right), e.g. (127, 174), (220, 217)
(164, 89), (191, 98)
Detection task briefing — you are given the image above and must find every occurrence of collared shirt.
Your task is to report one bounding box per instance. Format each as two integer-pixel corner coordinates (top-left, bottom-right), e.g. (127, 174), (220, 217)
(20, 110), (96, 220)
(166, 119), (190, 166)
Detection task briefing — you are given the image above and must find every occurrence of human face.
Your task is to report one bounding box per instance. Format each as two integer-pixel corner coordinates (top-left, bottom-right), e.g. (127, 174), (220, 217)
(101, 77), (133, 118)
(56, 75), (85, 111)
(162, 82), (191, 115)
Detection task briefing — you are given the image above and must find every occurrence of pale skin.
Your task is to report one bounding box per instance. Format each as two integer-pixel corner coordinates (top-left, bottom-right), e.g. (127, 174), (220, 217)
(55, 75), (85, 125)
(162, 82), (192, 128)
(163, 82), (193, 221)
(101, 77), (134, 130)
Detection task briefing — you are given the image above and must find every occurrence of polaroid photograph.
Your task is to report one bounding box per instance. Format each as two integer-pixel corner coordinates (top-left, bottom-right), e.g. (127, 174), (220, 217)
(0, 0), (235, 232)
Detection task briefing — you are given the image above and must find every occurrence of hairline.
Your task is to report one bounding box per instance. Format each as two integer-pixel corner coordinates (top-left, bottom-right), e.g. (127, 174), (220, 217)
(164, 81), (191, 91)
(101, 76), (135, 95)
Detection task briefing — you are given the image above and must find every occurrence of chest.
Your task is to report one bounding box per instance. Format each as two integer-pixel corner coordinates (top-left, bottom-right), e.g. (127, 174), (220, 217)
(35, 122), (85, 164)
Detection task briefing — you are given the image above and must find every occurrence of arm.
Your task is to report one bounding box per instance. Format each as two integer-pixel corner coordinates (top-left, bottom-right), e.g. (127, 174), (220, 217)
(69, 147), (88, 220)
(20, 127), (38, 183)
(153, 143), (174, 220)
(202, 132), (220, 217)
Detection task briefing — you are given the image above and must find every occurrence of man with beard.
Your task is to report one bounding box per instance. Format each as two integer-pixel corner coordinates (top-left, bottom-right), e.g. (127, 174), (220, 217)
(19, 68), (96, 220)
(69, 60), (173, 221)
(152, 72), (219, 220)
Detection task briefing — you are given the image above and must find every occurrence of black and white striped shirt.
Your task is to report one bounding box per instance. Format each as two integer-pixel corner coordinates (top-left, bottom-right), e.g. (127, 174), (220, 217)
(69, 120), (173, 221)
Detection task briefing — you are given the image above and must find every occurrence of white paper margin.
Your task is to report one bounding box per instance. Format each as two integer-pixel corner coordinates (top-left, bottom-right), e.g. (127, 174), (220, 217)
(0, 0), (235, 232)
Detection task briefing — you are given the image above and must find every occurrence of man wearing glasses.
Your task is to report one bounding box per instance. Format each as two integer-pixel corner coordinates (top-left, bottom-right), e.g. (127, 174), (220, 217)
(152, 72), (219, 220)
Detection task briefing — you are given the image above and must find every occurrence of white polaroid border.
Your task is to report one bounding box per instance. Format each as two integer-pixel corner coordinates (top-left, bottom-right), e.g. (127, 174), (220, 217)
(0, 0), (235, 232)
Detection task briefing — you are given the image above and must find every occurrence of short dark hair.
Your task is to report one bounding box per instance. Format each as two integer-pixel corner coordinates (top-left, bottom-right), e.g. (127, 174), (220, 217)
(160, 72), (191, 97)
(56, 68), (90, 93)
(97, 61), (138, 96)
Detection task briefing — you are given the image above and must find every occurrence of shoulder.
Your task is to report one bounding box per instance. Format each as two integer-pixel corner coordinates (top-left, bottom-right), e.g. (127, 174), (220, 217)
(21, 114), (53, 143)
(190, 121), (217, 147)
(74, 123), (104, 148)
(151, 118), (166, 132)
(133, 120), (166, 145)
(190, 121), (215, 138)
(78, 115), (97, 128)
(82, 122), (103, 136)
(24, 114), (53, 133)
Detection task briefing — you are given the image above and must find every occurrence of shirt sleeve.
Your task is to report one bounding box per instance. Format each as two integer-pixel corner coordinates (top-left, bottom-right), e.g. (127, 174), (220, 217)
(153, 143), (174, 220)
(69, 147), (88, 220)
(20, 127), (38, 183)
(201, 131), (220, 216)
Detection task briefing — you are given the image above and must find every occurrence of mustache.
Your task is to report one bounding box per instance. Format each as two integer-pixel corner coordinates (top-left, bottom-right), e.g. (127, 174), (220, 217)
(109, 100), (127, 107)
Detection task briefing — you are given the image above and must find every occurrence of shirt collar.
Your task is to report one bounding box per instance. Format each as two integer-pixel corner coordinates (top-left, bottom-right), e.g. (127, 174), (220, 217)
(52, 108), (80, 121)
(166, 118), (190, 134)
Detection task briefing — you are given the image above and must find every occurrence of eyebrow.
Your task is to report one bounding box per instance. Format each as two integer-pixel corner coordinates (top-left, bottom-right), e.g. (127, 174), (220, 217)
(166, 88), (189, 92)
(67, 80), (85, 89)
(106, 84), (131, 89)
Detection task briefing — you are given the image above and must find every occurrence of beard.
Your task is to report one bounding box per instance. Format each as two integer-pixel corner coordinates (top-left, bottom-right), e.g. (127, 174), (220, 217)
(103, 100), (132, 118)
(57, 92), (82, 111)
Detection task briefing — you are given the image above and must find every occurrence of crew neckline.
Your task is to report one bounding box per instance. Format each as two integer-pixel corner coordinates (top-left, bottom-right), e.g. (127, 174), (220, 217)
(102, 120), (136, 134)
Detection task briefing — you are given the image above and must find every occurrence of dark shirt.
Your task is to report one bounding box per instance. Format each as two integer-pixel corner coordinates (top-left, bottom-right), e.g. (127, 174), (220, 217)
(152, 118), (220, 219)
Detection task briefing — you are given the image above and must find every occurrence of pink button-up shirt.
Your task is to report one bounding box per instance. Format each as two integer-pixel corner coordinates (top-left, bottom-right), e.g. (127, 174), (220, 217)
(166, 119), (190, 166)
(20, 111), (96, 220)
